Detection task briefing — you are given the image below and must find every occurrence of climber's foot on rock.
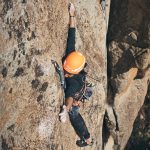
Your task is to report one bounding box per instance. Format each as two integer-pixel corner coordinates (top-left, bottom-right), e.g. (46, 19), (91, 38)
(76, 138), (94, 147)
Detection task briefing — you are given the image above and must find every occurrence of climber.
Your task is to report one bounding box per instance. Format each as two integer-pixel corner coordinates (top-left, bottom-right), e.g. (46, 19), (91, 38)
(59, 3), (93, 147)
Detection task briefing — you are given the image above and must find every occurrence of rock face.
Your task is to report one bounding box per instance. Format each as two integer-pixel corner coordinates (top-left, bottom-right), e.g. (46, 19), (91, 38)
(125, 84), (150, 150)
(0, 0), (107, 150)
(106, 0), (150, 149)
(0, 0), (149, 150)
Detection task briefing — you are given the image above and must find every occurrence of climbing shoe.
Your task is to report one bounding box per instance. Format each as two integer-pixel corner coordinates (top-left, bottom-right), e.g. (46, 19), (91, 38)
(76, 139), (94, 147)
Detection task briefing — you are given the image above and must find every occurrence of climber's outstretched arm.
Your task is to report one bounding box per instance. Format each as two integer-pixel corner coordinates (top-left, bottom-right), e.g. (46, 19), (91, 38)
(65, 3), (76, 56)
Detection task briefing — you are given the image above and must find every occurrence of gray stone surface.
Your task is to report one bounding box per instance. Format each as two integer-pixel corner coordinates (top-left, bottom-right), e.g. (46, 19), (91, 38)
(0, 0), (149, 150)
(0, 0), (107, 149)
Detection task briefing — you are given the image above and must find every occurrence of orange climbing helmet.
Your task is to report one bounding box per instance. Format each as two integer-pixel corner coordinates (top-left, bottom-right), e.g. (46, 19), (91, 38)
(63, 51), (86, 74)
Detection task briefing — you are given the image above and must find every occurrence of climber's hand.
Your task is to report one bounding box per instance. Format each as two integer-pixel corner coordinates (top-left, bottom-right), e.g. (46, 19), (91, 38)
(59, 105), (69, 123)
(68, 2), (75, 16)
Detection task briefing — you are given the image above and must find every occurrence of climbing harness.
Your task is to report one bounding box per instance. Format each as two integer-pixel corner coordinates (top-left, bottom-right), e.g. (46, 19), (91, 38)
(51, 60), (66, 89)
(51, 60), (66, 104)
(73, 77), (94, 103)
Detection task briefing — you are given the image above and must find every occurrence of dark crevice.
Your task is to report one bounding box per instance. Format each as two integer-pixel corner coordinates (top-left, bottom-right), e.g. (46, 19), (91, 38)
(102, 109), (120, 149)
(102, 111), (111, 149)
(107, 0), (128, 44)
(112, 108), (119, 131)
(107, 81), (115, 105)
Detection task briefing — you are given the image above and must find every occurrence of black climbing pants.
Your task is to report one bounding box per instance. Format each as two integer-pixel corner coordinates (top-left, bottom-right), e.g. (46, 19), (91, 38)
(65, 28), (90, 140)
(69, 106), (90, 140)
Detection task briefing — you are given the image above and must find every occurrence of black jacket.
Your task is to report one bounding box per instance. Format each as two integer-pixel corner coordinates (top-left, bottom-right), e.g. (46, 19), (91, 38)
(65, 71), (86, 99)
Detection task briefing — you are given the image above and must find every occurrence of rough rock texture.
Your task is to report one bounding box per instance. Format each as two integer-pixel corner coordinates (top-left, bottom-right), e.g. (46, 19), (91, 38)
(106, 0), (150, 149)
(1, 0), (150, 150)
(0, 0), (108, 150)
(125, 84), (150, 150)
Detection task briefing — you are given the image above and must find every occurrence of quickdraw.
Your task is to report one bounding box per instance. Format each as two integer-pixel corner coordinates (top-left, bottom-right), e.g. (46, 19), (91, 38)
(51, 60), (66, 104)
(51, 60), (66, 89)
